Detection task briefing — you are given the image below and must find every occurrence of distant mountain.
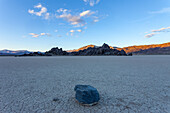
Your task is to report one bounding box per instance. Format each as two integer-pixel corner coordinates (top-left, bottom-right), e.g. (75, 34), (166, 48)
(132, 47), (170, 55)
(43, 43), (127, 56)
(21, 43), (127, 56)
(67, 42), (170, 55)
(66, 43), (127, 56)
(1, 42), (170, 56)
(67, 44), (118, 52)
(0, 50), (31, 55)
(67, 45), (96, 52)
(118, 42), (170, 55)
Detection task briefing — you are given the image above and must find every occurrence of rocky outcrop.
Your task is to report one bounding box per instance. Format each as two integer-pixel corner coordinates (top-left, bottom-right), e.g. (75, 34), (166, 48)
(132, 47), (170, 55)
(67, 45), (96, 52)
(70, 43), (127, 56)
(68, 42), (170, 55)
(118, 42), (170, 55)
(74, 85), (100, 106)
(18, 43), (128, 56)
(45, 47), (68, 56)
(3, 42), (170, 56)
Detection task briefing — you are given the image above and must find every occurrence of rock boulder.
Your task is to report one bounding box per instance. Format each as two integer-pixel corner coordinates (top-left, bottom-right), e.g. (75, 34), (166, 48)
(74, 85), (100, 106)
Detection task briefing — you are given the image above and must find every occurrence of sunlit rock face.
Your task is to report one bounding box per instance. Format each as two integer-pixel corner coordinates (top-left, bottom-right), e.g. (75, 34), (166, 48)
(118, 42), (170, 55)
(70, 43), (127, 56)
(68, 42), (170, 55)
(67, 45), (96, 52)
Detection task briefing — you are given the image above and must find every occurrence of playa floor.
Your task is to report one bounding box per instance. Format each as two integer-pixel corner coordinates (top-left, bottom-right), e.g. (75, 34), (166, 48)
(0, 56), (170, 113)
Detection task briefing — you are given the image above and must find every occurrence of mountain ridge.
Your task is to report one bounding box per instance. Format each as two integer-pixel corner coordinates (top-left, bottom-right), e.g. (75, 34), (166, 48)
(67, 42), (170, 55)
(118, 42), (170, 54)
(1, 42), (170, 55)
(0, 50), (31, 55)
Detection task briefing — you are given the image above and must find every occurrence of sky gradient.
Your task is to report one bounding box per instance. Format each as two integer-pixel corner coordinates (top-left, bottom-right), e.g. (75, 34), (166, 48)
(0, 0), (170, 51)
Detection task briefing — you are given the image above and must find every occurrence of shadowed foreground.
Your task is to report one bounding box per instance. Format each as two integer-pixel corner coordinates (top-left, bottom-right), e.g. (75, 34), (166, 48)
(0, 56), (170, 113)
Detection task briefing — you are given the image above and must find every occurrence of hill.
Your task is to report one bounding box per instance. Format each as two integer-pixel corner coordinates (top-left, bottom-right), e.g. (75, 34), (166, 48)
(0, 50), (31, 56)
(119, 42), (170, 55)
(68, 42), (170, 55)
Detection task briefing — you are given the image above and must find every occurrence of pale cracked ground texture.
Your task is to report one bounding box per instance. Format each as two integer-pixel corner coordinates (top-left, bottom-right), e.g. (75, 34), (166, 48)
(0, 56), (170, 113)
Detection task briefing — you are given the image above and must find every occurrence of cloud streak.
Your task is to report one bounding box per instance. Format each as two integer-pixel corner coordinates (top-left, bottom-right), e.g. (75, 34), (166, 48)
(29, 33), (50, 38)
(80, 10), (95, 17)
(145, 33), (157, 38)
(67, 29), (82, 36)
(152, 27), (170, 32)
(145, 27), (170, 38)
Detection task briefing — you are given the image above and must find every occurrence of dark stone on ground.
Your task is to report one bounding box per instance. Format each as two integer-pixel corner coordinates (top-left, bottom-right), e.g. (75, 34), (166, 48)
(53, 98), (59, 102)
(74, 85), (100, 105)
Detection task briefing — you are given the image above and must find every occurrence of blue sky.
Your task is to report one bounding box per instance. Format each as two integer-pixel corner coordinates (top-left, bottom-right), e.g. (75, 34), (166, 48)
(0, 0), (170, 51)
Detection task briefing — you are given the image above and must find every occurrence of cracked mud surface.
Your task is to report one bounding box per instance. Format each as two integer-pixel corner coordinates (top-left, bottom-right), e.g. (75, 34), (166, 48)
(0, 56), (170, 113)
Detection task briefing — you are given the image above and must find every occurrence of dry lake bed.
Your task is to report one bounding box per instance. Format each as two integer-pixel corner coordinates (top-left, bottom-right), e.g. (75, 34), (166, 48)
(0, 56), (170, 113)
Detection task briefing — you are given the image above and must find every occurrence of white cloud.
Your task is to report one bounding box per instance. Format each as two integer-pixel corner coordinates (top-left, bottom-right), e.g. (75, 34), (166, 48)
(28, 9), (34, 14)
(93, 19), (99, 22)
(145, 26), (170, 38)
(80, 10), (95, 17)
(145, 33), (157, 38)
(83, 0), (100, 6)
(150, 7), (170, 14)
(67, 29), (82, 36)
(28, 3), (100, 37)
(28, 3), (49, 19)
(34, 4), (42, 8)
(152, 27), (170, 32)
(29, 33), (50, 38)
(56, 13), (85, 27)
(56, 9), (96, 27)
(57, 8), (68, 13)
(29, 33), (39, 38)
(77, 29), (82, 32)
(70, 29), (82, 33)
(80, 10), (90, 17)
(70, 30), (75, 33)
(40, 33), (46, 36)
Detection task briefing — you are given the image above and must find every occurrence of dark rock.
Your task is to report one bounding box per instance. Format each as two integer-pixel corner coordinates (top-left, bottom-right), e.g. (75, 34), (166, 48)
(118, 50), (127, 56)
(70, 43), (127, 56)
(53, 98), (59, 102)
(101, 43), (110, 49)
(74, 85), (100, 105)
(18, 43), (128, 56)
(45, 47), (68, 56)
(132, 47), (170, 55)
(127, 53), (133, 56)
